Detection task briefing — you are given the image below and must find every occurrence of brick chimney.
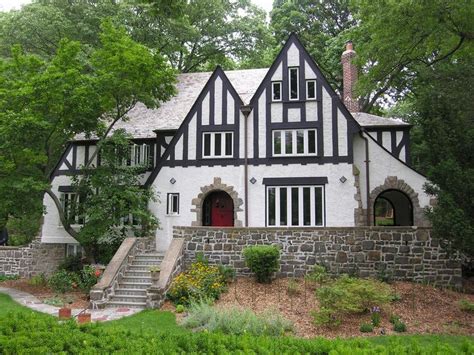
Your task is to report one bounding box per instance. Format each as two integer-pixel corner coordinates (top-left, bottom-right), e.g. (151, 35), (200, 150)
(341, 41), (360, 112)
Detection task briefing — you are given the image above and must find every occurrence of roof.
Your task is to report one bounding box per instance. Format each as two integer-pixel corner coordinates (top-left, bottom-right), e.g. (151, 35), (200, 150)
(75, 68), (268, 140)
(75, 68), (409, 141)
(352, 112), (411, 128)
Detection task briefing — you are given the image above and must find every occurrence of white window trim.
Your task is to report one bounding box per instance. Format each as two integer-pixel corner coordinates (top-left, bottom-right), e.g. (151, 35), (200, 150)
(167, 193), (180, 216)
(202, 131), (233, 159)
(272, 129), (318, 157)
(288, 67), (299, 101)
(130, 143), (151, 166)
(271, 81), (282, 102)
(306, 80), (316, 100)
(266, 185), (325, 227)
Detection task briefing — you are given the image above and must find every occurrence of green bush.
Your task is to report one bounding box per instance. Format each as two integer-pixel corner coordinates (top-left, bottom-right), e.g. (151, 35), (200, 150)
(390, 293), (402, 302)
(305, 264), (330, 285)
(459, 299), (474, 313)
(29, 274), (47, 287)
(175, 305), (185, 313)
(359, 323), (374, 333)
(167, 261), (227, 305)
(182, 300), (293, 336)
(393, 321), (407, 332)
(390, 314), (400, 324)
(0, 275), (19, 282)
(79, 265), (101, 291)
(313, 275), (392, 327)
(59, 255), (84, 273)
(218, 265), (236, 282)
(48, 270), (80, 293)
(243, 245), (280, 283)
(371, 311), (381, 327)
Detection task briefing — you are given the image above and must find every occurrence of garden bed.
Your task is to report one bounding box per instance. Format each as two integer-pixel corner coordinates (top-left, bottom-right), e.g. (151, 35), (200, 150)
(1, 278), (89, 309)
(174, 277), (474, 339)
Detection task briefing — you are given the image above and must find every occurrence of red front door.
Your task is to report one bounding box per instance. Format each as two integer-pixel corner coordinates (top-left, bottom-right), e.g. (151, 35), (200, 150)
(206, 191), (234, 227)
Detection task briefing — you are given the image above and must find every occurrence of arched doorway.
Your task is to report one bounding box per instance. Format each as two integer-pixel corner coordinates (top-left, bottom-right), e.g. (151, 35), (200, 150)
(202, 191), (234, 227)
(374, 189), (413, 226)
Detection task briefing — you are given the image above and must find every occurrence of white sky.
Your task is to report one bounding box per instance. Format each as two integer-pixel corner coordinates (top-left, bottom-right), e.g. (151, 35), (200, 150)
(0, 0), (273, 13)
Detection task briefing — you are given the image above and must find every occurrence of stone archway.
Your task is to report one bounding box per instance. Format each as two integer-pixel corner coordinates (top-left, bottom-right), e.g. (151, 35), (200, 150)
(191, 177), (244, 227)
(368, 176), (428, 227)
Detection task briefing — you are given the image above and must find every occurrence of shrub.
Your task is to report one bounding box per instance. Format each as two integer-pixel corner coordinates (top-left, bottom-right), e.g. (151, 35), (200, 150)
(459, 299), (474, 313)
(312, 307), (341, 328)
(29, 274), (47, 287)
(48, 270), (80, 293)
(243, 245), (280, 283)
(287, 278), (300, 296)
(313, 275), (392, 327)
(167, 261), (227, 305)
(389, 314), (400, 324)
(305, 265), (329, 285)
(390, 293), (402, 302)
(59, 255), (84, 273)
(175, 305), (185, 313)
(371, 309), (381, 327)
(218, 265), (235, 283)
(0, 275), (19, 282)
(359, 323), (374, 333)
(393, 321), (407, 332)
(79, 265), (101, 291)
(182, 300), (293, 336)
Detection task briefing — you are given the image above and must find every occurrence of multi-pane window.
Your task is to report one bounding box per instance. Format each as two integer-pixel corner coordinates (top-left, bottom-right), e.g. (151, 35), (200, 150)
(267, 186), (324, 226)
(66, 244), (83, 257)
(130, 144), (151, 166)
(61, 193), (85, 225)
(272, 82), (282, 101)
(203, 132), (233, 158)
(306, 80), (316, 99)
(167, 193), (179, 215)
(272, 129), (317, 156)
(289, 67), (299, 100)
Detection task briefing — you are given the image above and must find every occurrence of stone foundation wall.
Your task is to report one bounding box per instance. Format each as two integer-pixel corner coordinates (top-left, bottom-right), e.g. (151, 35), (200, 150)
(0, 238), (65, 278)
(173, 226), (462, 288)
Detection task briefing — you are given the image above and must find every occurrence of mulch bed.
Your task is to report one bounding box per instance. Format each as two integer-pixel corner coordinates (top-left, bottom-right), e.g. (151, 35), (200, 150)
(171, 277), (474, 339)
(1, 279), (90, 309)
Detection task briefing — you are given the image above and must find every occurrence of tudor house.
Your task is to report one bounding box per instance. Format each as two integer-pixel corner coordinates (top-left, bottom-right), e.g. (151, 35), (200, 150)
(41, 35), (431, 253)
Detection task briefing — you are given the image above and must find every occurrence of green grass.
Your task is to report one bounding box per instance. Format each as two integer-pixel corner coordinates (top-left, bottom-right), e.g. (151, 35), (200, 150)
(0, 293), (51, 319)
(367, 334), (474, 351)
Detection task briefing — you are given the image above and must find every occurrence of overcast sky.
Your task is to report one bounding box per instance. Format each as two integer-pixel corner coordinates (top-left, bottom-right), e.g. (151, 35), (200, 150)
(0, 0), (273, 13)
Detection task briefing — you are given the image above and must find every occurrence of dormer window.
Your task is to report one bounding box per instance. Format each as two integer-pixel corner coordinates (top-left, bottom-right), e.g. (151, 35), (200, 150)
(306, 80), (316, 100)
(203, 132), (233, 158)
(272, 82), (282, 101)
(289, 67), (299, 100)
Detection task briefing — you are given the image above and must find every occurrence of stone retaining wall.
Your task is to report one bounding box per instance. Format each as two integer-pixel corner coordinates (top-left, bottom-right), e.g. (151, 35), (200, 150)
(173, 226), (462, 288)
(0, 238), (65, 278)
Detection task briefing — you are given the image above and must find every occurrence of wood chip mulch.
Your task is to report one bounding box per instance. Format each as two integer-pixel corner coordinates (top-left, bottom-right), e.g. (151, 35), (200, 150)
(1, 279), (90, 309)
(177, 277), (474, 339)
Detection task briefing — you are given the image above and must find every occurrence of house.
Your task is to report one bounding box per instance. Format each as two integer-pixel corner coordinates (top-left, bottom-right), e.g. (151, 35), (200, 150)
(41, 34), (432, 254)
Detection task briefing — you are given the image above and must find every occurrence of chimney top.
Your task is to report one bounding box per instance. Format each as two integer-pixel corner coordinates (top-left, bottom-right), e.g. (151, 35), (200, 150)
(341, 41), (360, 112)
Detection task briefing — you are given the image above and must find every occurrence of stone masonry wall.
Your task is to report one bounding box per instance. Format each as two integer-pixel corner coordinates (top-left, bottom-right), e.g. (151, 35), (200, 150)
(0, 238), (65, 278)
(173, 226), (462, 288)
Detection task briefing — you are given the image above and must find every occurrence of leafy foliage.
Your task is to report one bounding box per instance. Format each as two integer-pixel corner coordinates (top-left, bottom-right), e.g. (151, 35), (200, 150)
(182, 300), (293, 336)
(167, 261), (228, 305)
(0, 275), (19, 282)
(305, 264), (330, 285)
(393, 320), (407, 333)
(48, 270), (81, 294)
(359, 323), (373, 333)
(28, 274), (47, 287)
(459, 299), (474, 313)
(243, 245), (280, 283)
(313, 275), (392, 327)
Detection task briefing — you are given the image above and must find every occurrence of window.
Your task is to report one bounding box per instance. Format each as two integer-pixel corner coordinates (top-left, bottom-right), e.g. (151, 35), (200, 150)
(267, 186), (324, 226)
(202, 132), (233, 158)
(66, 244), (83, 257)
(289, 67), (299, 100)
(61, 193), (85, 225)
(124, 144), (151, 167)
(272, 129), (317, 156)
(306, 80), (316, 99)
(167, 193), (179, 215)
(272, 82), (282, 101)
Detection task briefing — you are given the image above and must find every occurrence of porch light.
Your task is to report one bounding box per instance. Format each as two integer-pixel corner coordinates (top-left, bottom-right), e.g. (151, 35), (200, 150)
(339, 176), (347, 183)
(170, 178), (176, 184)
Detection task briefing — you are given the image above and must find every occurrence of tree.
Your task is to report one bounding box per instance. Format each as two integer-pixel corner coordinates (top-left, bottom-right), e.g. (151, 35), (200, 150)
(71, 130), (158, 263)
(0, 21), (176, 257)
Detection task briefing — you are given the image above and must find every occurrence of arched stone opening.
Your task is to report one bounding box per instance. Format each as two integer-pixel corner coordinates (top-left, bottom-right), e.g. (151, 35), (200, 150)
(374, 189), (413, 226)
(191, 177), (243, 227)
(369, 176), (428, 226)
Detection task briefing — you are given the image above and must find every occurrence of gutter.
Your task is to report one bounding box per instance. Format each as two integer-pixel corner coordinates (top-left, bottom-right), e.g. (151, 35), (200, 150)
(240, 105), (252, 227)
(359, 130), (371, 226)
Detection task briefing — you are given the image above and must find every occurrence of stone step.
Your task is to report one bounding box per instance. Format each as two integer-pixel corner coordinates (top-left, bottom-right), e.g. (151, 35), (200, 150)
(119, 282), (150, 289)
(120, 276), (151, 284)
(106, 301), (146, 309)
(127, 265), (154, 272)
(114, 288), (147, 297)
(135, 253), (165, 259)
(131, 260), (162, 266)
(125, 270), (151, 277)
(110, 294), (147, 303)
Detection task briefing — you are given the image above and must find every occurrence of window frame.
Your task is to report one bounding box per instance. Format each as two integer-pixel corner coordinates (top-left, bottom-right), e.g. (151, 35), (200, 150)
(266, 185), (325, 227)
(288, 67), (299, 100)
(271, 81), (282, 102)
(202, 131), (234, 159)
(272, 129), (318, 157)
(306, 80), (316, 100)
(60, 192), (85, 226)
(167, 193), (180, 215)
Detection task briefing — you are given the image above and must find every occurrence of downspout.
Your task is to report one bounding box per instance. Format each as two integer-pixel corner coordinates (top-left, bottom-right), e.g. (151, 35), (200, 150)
(240, 105), (252, 227)
(359, 129), (371, 226)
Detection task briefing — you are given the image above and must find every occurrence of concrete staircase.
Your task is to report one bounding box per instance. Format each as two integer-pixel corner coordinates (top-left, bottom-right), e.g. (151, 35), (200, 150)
(106, 252), (164, 309)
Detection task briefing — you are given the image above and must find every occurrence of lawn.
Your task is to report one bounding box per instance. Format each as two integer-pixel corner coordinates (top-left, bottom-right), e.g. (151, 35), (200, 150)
(0, 293), (473, 354)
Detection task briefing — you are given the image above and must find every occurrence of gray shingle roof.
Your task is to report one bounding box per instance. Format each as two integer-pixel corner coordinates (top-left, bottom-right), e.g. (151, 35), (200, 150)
(75, 68), (408, 140)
